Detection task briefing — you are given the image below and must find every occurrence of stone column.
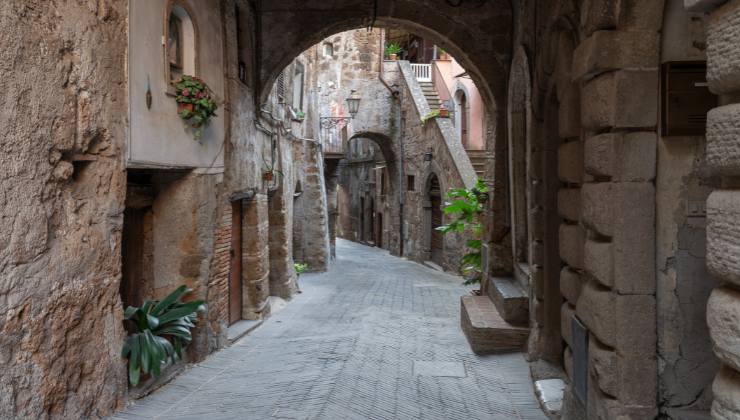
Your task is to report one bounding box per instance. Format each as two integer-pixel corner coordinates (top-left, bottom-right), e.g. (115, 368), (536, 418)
(694, 0), (740, 417)
(566, 3), (665, 416)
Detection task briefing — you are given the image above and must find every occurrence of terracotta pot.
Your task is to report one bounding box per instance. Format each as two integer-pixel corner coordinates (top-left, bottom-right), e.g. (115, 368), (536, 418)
(438, 108), (449, 118)
(178, 103), (194, 113)
(389, 53), (397, 60)
(263, 171), (274, 181)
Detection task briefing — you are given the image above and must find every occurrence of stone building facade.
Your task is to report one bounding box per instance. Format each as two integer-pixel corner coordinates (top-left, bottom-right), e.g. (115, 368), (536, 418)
(5, 1), (740, 419)
(310, 29), (480, 273)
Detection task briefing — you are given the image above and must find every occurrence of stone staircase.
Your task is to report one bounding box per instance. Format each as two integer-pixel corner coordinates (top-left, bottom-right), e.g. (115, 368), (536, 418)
(466, 149), (486, 179)
(461, 276), (530, 354)
(419, 81), (442, 110)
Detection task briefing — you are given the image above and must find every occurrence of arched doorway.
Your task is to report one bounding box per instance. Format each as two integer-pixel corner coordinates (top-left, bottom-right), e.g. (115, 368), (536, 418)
(427, 174), (444, 266)
(455, 89), (469, 148)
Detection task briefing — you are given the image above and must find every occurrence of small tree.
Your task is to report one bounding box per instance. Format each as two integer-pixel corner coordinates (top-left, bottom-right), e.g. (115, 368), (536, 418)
(436, 179), (488, 286)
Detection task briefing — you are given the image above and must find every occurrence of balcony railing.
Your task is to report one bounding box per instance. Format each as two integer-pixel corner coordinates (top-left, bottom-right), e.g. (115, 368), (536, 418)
(411, 63), (432, 82)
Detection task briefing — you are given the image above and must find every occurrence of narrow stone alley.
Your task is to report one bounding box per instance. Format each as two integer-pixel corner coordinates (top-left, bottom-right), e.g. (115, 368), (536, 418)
(112, 240), (545, 420)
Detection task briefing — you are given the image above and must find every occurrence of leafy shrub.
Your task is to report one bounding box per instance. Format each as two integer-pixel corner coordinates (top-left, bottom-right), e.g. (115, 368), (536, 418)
(294, 262), (309, 276)
(436, 179), (489, 285)
(384, 42), (403, 57)
(121, 285), (205, 385)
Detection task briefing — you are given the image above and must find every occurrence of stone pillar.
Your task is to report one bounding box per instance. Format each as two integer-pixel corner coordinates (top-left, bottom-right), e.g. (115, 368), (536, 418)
(300, 141), (331, 271)
(268, 190), (297, 299)
(242, 194), (271, 320)
(564, 3), (664, 416)
(699, 1), (740, 417)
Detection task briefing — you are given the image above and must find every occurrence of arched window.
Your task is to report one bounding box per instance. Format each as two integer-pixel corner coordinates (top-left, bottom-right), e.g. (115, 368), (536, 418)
(323, 42), (334, 58)
(454, 89), (469, 148)
(167, 4), (196, 82)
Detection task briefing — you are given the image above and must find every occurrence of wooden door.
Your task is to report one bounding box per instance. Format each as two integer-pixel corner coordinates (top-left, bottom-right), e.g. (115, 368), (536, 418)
(376, 212), (383, 248)
(121, 208), (145, 309)
(429, 177), (444, 265)
(229, 201), (243, 325)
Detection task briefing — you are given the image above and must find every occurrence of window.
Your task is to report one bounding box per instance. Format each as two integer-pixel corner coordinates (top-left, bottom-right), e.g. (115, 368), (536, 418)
(292, 62), (305, 110)
(381, 172), (387, 195)
(323, 42), (334, 58)
(167, 5), (196, 82)
(276, 71), (285, 100)
(407, 175), (415, 191)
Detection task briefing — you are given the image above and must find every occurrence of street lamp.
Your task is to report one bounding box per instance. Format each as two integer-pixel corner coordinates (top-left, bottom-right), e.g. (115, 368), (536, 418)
(346, 89), (361, 118)
(320, 89), (362, 129)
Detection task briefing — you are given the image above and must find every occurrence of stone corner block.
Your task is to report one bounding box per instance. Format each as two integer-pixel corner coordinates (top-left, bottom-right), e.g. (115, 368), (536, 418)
(558, 188), (581, 222)
(612, 183), (656, 295)
(558, 141), (584, 184)
(707, 104), (740, 176)
(584, 132), (657, 182)
(707, 286), (740, 372)
(685, 0), (729, 12)
(560, 266), (584, 305)
(559, 223), (585, 269)
(573, 30), (659, 81)
(707, 1), (740, 93)
(707, 190), (740, 287)
(582, 70), (659, 131)
(576, 280), (615, 347)
(584, 239), (613, 288)
(712, 365), (740, 419)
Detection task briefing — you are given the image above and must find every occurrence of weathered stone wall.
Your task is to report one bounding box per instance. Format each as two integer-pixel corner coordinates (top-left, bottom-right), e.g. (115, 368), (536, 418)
(0, 1), (129, 418)
(692, 0), (740, 418)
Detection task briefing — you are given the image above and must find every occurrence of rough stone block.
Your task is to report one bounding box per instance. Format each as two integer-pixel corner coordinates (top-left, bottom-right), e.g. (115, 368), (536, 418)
(558, 141), (584, 184)
(561, 302), (577, 348)
(707, 104), (740, 176)
(581, 0), (619, 36)
(584, 132), (657, 181)
(581, 182), (614, 237)
(707, 190), (740, 286)
(564, 345), (574, 381)
(559, 84), (581, 138)
(707, 1), (740, 93)
(685, 0), (727, 12)
(612, 183), (656, 294)
(589, 335), (617, 397)
(708, 286), (740, 372)
(488, 277), (529, 326)
(573, 30), (660, 81)
(558, 188), (581, 222)
(581, 70), (659, 131)
(615, 294), (657, 355)
(560, 266), (584, 305)
(712, 365), (740, 419)
(617, 1), (667, 30)
(559, 224), (585, 269)
(584, 239), (613, 288)
(530, 207), (545, 240)
(576, 280), (615, 347)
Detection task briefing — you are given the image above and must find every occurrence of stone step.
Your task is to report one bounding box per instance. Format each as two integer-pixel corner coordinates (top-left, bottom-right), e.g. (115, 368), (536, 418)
(461, 295), (529, 354)
(487, 276), (529, 325)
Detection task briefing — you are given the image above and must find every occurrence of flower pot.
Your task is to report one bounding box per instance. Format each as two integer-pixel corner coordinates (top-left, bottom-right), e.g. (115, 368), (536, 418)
(438, 108), (449, 118)
(263, 171), (274, 181)
(389, 53), (397, 61)
(178, 103), (194, 113)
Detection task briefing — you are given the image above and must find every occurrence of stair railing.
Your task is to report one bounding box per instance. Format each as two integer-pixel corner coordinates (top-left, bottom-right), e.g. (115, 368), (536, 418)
(411, 63), (432, 82)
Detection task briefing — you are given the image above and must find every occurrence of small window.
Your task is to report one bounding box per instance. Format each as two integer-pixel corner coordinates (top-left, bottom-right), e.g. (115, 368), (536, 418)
(167, 5), (196, 82)
(323, 42), (334, 58)
(381, 172), (387, 195)
(407, 175), (415, 191)
(292, 62), (305, 110)
(276, 71), (285, 100)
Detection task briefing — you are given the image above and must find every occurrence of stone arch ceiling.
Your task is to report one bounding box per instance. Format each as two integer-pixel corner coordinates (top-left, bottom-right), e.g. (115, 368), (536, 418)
(257, 0), (513, 109)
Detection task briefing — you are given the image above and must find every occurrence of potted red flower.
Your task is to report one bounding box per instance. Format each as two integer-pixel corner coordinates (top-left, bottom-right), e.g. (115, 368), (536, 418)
(172, 75), (218, 139)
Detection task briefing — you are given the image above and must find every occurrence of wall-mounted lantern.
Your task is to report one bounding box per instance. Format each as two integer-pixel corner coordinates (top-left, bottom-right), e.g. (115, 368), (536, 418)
(346, 89), (361, 118)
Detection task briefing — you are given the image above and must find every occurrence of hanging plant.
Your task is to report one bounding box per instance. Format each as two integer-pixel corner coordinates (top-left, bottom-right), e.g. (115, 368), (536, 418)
(172, 75), (218, 140)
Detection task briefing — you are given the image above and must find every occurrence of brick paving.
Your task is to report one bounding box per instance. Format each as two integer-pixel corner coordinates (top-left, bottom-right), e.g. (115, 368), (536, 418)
(112, 239), (546, 420)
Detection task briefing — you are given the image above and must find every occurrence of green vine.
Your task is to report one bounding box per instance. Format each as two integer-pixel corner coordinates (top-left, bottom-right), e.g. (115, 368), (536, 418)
(421, 109), (440, 125)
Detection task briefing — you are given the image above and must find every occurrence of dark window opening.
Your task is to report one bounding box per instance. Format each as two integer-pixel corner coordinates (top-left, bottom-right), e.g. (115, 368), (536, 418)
(407, 175), (415, 191)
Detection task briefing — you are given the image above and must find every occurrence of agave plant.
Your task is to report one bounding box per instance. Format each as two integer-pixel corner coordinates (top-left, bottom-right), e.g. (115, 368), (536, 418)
(121, 285), (205, 386)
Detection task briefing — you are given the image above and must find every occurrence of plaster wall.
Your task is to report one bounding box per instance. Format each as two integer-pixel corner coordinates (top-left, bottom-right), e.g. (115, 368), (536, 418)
(128, 0), (225, 169)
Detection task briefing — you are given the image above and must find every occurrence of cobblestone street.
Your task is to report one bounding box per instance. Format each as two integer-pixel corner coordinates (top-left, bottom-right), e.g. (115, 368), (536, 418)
(113, 240), (545, 420)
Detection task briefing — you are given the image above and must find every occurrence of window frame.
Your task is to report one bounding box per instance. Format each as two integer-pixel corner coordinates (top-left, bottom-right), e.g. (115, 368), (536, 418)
(164, 1), (199, 84)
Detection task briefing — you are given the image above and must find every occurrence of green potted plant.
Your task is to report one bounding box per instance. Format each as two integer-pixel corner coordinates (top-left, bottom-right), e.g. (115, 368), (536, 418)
(172, 75), (218, 140)
(436, 179), (488, 290)
(121, 285), (206, 386)
(294, 262), (309, 276)
(385, 42), (403, 60)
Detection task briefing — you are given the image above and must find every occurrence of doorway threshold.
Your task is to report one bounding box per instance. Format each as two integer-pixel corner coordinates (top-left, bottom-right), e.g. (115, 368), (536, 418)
(227, 319), (263, 344)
